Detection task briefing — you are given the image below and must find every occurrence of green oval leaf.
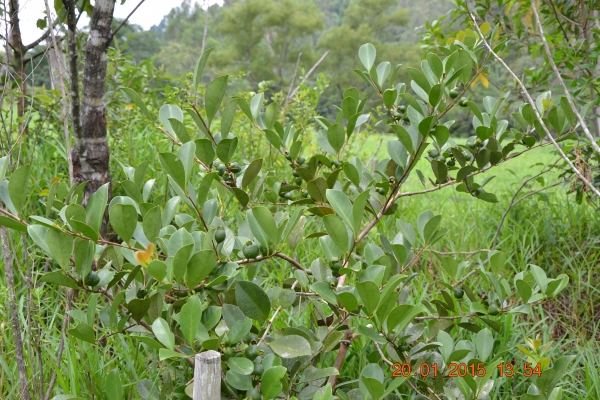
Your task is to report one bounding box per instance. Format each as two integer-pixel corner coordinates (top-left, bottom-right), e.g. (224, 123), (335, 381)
(236, 281), (271, 322)
(267, 335), (312, 358)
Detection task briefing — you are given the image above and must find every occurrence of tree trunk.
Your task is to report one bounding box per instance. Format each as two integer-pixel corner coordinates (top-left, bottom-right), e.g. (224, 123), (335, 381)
(62, 0), (83, 146)
(8, 0), (26, 125)
(71, 0), (115, 209)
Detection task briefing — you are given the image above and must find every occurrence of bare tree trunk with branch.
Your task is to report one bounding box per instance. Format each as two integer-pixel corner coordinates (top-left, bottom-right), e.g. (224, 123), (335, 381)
(8, 0), (26, 130)
(71, 0), (115, 215)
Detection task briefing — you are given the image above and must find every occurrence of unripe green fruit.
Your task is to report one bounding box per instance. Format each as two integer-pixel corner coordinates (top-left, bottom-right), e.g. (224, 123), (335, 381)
(449, 87), (459, 99)
(284, 192), (293, 200)
(428, 148), (440, 158)
(459, 98), (468, 107)
(326, 276), (338, 286)
(295, 178), (302, 186)
(252, 363), (264, 377)
(230, 162), (241, 173)
(247, 388), (261, 400)
(292, 169), (299, 177)
(454, 288), (464, 299)
(284, 151), (292, 160)
(297, 156), (305, 165)
(376, 187), (386, 195)
(474, 188), (484, 196)
(222, 347), (233, 361)
(398, 105), (406, 113)
(136, 288), (148, 299)
(245, 345), (259, 360)
(447, 159), (456, 167)
(489, 305), (499, 316)
(399, 343), (410, 352)
(175, 289), (188, 298)
(84, 272), (100, 287)
(330, 257), (343, 271)
(245, 333), (258, 343)
(302, 190), (309, 198)
(259, 244), (270, 256)
(215, 228), (226, 243)
(216, 164), (226, 176)
(436, 156), (446, 163)
(243, 242), (260, 259)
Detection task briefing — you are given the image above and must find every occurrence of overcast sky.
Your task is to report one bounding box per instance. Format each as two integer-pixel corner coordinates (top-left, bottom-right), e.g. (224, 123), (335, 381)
(14, 0), (223, 45)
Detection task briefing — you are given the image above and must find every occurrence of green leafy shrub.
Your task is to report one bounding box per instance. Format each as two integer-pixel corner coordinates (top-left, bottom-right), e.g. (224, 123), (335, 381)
(0, 33), (575, 399)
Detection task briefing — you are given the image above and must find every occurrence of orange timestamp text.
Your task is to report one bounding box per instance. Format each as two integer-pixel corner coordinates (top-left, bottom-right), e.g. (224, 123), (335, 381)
(391, 362), (542, 378)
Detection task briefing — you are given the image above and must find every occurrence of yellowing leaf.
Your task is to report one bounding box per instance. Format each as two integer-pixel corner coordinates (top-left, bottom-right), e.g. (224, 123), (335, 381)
(542, 98), (550, 112)
(146, 243), (155, 256)
(480, 74), (489, 88)
(135, 243), (156, 267)
(456, 31), (465, 42)
(522, 10), (532, 27)
(135, 251), (151, 267)
(480, 22), (491, 35)
(39, 189), (50, 196)
(494, 26), (502, 41)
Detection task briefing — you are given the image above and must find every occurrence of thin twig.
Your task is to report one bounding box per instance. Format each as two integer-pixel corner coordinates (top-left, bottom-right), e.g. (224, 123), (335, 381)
(257, 280), (299, 346)
(492, 158), (563, 248)
(110, 0), (146, 41)
(24, 16), (60, 50)
(285, 52), (303, 106)
(452, 268), (479, 288)
(287, 51), (329, 101)
(273, 252), (312, 275)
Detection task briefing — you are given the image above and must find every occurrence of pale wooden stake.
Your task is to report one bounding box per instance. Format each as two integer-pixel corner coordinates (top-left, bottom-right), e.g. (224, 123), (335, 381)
(193, 351), (221, 400)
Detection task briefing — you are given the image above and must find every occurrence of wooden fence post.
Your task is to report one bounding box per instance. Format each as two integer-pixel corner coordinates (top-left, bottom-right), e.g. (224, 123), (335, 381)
(193, 351), (221, 400)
